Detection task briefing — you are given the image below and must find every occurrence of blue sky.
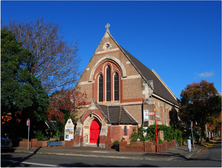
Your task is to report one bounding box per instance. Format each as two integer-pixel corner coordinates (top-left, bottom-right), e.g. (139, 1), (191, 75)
(1, 1), (221, 99)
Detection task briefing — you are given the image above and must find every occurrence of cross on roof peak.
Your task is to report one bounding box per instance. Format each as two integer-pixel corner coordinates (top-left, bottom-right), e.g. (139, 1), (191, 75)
(105, 23), (110, 31)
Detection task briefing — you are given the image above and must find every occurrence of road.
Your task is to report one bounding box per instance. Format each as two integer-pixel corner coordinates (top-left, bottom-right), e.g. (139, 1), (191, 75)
(191, 137), (221, 162)
(1, 138), (221, 167)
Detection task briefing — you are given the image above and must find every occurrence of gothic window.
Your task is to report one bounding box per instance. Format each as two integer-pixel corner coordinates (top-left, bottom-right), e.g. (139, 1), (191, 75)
(106, 66), (111, 101)
(124, 126), (127, 136)
(114, 72), (119, 101)
(96, 61), (121, 102)
(99, 75), (103, 102)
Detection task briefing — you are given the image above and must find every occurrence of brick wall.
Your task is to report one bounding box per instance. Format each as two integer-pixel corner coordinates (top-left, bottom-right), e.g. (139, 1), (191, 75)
(62, 139), (75, 147)
(119, 139), (176, 153)
(37, 141), (47, 147)
(19, 140), (47, 148)
(19, 141), (31, 147)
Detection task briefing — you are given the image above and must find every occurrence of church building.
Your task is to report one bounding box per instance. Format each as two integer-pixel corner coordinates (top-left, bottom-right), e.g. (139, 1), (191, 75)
(73, 24), (180, 148)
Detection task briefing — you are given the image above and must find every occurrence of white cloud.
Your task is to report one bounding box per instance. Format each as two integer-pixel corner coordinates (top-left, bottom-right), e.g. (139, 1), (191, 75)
(195, 71), (215, 78)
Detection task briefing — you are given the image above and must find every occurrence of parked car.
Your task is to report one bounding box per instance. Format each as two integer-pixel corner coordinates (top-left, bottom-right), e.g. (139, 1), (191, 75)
(1, 138), (13, 149)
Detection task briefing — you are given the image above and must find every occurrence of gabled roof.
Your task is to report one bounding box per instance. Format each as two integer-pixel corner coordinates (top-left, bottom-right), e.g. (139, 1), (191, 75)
(105, 30), (179, 106)
(79, 99), (137, 124)
(98, 104), (138, 125)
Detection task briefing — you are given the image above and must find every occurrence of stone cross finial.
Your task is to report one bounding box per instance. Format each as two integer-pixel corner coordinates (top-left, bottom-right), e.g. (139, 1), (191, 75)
(105, 23), (110, 31)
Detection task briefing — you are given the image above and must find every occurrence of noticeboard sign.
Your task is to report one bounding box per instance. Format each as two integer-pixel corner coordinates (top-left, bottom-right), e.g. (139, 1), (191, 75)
(64, 118), (74, 141)
(144, 110), (149, 121)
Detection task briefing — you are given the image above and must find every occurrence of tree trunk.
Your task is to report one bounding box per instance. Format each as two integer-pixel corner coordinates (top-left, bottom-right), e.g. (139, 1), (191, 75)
(205, 124), (208, 138)
(201, 126), (205, 145)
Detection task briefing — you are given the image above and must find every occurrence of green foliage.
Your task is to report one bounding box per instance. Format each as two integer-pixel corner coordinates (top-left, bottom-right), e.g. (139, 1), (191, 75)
(1, 29), (50, 138)
(158, 138), (163, 144)
(130, 129), (139, 142)
(113, 140), (119, 146)
(35, 131), (45, 141)
(147, 125), (174, 142)
(130, 126), (148, 143)
(174, 129), (183, 145)
(130, 125), (182, 145)
(179, 80), (221, 140)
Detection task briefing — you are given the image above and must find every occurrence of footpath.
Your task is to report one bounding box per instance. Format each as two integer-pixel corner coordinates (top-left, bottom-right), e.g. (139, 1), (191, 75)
(13, 137), (220, 161)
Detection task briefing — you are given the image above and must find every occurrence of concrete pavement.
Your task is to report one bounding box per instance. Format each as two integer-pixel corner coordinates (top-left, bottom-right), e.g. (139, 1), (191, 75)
(12, 137), (220, 161)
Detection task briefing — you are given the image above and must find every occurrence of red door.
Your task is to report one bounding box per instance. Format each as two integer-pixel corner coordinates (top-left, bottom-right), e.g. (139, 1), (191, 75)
(90, 120), (101, 143)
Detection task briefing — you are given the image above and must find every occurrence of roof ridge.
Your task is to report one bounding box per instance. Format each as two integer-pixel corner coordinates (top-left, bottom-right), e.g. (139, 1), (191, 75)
(122, 107), (133, 123)
(119, 46), (154, 90)
(92, 99), (110, 123)
(123, 107), (139, 124)
(152, 69), (178, 101)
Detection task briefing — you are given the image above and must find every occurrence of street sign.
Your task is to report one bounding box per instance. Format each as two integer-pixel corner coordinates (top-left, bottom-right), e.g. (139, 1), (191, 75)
(26, 119), (30, 126)
(156, 115), (161, 120)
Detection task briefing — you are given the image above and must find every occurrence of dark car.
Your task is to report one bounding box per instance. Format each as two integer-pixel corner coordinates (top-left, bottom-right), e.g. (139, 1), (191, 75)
(1, 138), (13, 149)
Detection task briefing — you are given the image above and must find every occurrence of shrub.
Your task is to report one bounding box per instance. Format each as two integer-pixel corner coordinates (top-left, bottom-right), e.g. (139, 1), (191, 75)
(130, 129), (139, 142)
(158, 138), (163, 144)
(121, 137), (125, 142)
(113, 140), (119, 146)
(130, 126), (148, 143)
(35, 130), (44, 141)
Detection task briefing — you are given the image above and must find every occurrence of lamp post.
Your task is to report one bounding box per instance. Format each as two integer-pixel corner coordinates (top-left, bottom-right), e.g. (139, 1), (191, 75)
(154, 105), (158, 153)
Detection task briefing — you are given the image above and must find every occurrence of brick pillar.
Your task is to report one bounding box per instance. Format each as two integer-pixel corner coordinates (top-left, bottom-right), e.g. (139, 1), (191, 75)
(119, 141), (127, 152)
(31, 139), (38, 147)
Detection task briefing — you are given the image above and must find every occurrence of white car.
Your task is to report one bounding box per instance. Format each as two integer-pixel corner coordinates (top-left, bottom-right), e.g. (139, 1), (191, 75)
(1, 138), (13, 149)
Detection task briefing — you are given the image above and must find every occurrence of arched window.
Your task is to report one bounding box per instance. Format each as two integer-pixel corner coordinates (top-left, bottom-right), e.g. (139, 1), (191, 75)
(106, 66), (111, 101)
(99, 75), (103, 102)
(114, 72), (119, 101)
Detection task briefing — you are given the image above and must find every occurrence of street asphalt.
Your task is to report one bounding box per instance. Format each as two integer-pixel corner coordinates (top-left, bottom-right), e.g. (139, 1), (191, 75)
(11, 137), (220, 161)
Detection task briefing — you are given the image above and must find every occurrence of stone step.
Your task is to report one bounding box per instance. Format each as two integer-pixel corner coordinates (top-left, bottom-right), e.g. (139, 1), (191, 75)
(83, 143), (98, 147)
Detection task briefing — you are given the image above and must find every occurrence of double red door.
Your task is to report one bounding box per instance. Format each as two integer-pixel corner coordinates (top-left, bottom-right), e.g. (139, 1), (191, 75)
(90, 120), (101, 143)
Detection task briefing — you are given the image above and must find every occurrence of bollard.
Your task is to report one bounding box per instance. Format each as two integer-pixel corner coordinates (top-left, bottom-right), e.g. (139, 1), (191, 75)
(187, 139), (191, 152)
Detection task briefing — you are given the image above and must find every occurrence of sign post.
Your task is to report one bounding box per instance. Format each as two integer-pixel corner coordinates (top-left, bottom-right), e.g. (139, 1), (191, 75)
(154, 105), (158, 153)
(27, 118), (30, 151)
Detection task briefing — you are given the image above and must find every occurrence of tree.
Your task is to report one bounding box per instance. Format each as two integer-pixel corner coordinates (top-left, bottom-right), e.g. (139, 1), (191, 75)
(4, 17), (80, 94)
(179, 80), (221, 144)
(207, 111), (221, 135)
(1, 29), (50, 138)
(47, 88), (87, 139)
(48, 87), (87, 123)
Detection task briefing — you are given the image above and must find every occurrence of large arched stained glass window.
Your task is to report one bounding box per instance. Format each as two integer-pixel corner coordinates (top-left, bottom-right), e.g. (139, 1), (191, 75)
(106, 66), (111, 101)
(99, 75), (103, 102)
(114, 72), (119, 101)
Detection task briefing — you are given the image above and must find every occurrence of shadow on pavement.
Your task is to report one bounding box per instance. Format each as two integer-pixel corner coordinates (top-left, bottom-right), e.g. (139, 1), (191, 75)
(1, 147), (42, 167)
(58, 162), (158, 167)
